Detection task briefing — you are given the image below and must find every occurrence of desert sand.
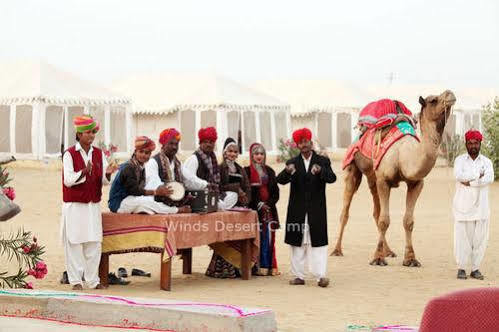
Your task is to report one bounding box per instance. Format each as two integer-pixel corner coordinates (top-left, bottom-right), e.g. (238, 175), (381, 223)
(1, 161), (497, 331)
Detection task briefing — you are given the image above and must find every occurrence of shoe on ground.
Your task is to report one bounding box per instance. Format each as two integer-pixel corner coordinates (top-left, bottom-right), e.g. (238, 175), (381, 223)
(289, 278), (305, 285)
(470, 270), (484, 280)
(131, 268), (151, 277)
(457, 269), (467, 280)
(117, 267), (128, 278)
(318, 278), (330, 288)
(108, 272), (131, 285)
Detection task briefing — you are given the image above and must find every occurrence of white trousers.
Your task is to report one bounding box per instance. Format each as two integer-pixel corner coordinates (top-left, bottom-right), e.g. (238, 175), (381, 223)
(454, 219), (489, 271)
(64, 240), (101, 288)
(117, 195), (178, 214)
(290, 215), (328, 281)
(218, 191), (238, 211)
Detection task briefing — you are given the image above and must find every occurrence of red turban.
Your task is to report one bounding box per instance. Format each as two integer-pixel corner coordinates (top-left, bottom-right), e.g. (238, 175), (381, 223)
(198, 127), (218, 142)
(159, 128), (181, 145)
(135, 136), (156, 151)
(465, 130), (483, 142)
(292, 128), (312, 144)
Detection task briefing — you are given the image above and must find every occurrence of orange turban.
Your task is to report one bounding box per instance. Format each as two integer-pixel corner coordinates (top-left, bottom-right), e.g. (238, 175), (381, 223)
(292, 128), (312, 144)
(159, 128), (181, 145)
(465, 130), (483, 142)
(134, 136), (156, 151)
(198, 127), (218, 143)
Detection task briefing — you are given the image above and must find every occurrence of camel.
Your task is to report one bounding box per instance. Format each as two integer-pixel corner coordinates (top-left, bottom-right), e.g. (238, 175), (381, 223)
(331, 90), (456, 267)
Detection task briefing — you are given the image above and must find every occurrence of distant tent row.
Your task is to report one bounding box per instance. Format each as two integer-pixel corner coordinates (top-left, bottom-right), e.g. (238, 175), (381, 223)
(0, 60), (131, 160)
(1, 59), (496, 160)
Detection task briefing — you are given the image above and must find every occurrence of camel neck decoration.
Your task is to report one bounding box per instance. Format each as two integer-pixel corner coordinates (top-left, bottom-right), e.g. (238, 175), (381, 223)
(332, 90), (456, 267)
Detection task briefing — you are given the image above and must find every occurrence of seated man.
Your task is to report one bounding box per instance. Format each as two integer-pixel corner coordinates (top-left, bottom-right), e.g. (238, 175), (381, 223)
(108, 136), (190, 214)
(182, 127), (237, 210)
(145, 128), (187, 207)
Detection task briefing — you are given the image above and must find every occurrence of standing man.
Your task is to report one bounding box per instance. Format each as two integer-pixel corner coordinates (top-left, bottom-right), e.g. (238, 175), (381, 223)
(453, 129), (494, 280)
(277, 128), (336, 287)
(62, 116), (118, 290)
(182, 127), (237, 210)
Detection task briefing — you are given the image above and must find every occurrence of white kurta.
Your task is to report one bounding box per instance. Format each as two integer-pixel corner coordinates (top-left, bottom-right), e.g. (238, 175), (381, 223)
(144, 157), (179, 190)
(453, 153), (494, 271)
(61, 142), (110, 287)
(290, 154), (328, 281)
(182, 154), (237, 210)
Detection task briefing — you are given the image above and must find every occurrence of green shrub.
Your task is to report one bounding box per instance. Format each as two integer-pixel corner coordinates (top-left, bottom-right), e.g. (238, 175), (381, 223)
(482, 97), (499, 180)
(440, 134), (465, 167)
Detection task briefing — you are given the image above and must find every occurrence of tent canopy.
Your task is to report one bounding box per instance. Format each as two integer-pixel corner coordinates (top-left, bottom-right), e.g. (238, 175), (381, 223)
(253, 79), (370, 116)
(0, 59), (129, 105)
(112, 73), (289, 113)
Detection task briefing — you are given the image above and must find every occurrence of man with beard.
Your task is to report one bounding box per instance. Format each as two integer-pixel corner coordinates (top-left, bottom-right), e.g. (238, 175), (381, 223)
(182, 127), (237, 210)
(277, 128), (336, 288)
(453, 129), (494, 280)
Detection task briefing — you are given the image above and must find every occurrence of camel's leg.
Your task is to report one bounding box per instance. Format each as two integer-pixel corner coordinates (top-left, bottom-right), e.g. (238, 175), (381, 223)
(331, 164), (362, 256)
(370, 179), (391, 266)
(367, 174), (396, 258)
(402, 180), (424, 267)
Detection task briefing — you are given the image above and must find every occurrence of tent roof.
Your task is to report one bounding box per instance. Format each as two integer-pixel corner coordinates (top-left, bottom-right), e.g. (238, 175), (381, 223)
(111, 73), (289, 114)
(0, 59), (129, 106)
(253, 79), (370, 117)
(366, 84), (498, 113)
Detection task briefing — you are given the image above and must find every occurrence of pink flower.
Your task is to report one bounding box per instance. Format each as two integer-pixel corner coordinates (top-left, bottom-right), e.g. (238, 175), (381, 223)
(104, 150), (111, 157)
(22, 245), (30, 254)
(2, 187), (15, 200)
(24, 282), (33, 289)
(110, 145), (118, 153)
(27, 269), (36, 277)
(32, 261), (48, 279)
(35, 262), (47, 270)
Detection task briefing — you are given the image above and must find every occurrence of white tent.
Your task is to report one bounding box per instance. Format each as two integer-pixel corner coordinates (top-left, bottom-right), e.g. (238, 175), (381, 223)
(112, 74), (290, 154)
(0, 59), (132, 160)
(367, 84), (499, 138)
(253, 80), (370, 150)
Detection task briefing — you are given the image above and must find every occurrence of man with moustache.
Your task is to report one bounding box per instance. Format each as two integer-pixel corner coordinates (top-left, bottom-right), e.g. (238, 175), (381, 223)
(453, 129), (494, 280)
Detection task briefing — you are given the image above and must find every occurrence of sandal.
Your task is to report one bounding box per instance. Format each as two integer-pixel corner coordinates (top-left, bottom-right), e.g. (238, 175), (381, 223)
(117, 267), (128, 278)
(131, 268), (151, 277)
(108, 272), (131, 285)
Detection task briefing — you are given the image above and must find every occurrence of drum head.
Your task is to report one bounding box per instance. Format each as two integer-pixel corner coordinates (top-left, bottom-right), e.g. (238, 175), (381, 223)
(168, 181), (185, 201)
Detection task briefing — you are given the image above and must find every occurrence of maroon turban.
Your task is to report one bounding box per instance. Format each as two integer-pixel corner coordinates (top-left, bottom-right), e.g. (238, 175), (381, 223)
(465, 130), (483, 142)
(292, 128), (312, 144)
(159, 128), (181, 145)
(198, 127), (218, 143)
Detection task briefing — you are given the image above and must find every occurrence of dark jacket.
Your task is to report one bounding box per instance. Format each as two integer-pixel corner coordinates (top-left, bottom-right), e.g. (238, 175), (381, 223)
(108, 161), (146, 212)
(276, 151), (336, 247)
(244, 165), (280, 227)
(220, 161), (251, 206)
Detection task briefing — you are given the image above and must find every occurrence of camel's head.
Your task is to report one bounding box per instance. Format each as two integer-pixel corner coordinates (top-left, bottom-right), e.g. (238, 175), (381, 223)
(418, 90), (456, 134)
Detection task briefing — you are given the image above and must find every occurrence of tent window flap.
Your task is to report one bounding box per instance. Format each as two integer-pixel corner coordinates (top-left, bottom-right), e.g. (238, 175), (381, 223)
(15, 105), (33, 154)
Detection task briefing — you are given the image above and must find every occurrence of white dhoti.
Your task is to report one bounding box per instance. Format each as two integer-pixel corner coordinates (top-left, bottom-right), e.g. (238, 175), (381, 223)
(290, 215), (328, 281)
(454, 219), (489, 271)
(117, 195), (178, 214)
(218, 191), (238, 211)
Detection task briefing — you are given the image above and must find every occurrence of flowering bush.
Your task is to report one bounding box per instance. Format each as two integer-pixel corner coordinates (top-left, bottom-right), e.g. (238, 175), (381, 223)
(0, 230), (47, 288)
(482, 98), (499, 180)
(98, 141), (118, 163)
(277, 138), (300, 163)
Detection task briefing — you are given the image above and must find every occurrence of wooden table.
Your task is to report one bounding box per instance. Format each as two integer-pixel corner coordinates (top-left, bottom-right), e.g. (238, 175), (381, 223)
(98, 211), (259, 291)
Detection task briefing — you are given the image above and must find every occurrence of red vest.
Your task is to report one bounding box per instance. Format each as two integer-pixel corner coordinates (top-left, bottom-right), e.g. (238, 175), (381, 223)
(62, 146), (103, 203)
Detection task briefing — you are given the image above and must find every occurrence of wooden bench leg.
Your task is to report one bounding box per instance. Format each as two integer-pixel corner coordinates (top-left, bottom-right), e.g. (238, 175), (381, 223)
(99, 253), (109, 287)
(160, 252), (172, 291)
(181, 248), (192, 274)
(241, 239), (251, 280)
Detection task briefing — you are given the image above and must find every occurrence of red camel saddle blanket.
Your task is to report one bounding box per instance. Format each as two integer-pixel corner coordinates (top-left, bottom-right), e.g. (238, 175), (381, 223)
(358, 99), (413, 129)
(342, 121), (420, 170)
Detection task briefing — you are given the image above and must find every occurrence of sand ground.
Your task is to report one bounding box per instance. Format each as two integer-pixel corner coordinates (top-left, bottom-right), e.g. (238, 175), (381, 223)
(1, 161), (497, 331)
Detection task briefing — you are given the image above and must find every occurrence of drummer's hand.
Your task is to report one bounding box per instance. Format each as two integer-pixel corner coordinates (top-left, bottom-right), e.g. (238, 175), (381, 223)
(156, 185), (174, 197)
(177, 206), (191, 213)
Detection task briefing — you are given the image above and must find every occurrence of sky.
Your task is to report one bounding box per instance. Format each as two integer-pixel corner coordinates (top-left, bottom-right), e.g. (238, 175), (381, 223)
(0, 0), (498, 88)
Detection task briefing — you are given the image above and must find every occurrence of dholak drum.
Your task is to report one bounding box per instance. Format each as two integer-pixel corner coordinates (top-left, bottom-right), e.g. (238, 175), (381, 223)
(166, 181), (185, 201)
(186, 189), (218, 213)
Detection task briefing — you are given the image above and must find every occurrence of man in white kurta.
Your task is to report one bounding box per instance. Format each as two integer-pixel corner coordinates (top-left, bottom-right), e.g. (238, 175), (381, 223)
(453, 129), (494, 280)
(61, 116), (117, 290)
